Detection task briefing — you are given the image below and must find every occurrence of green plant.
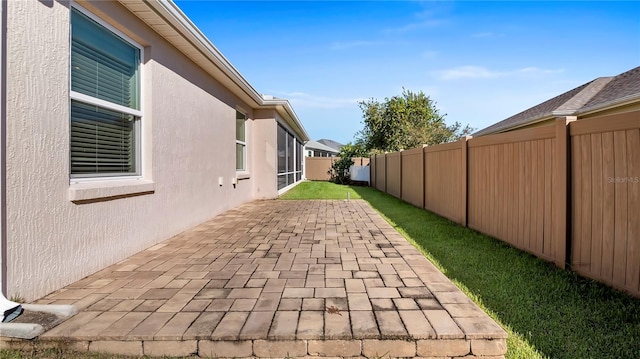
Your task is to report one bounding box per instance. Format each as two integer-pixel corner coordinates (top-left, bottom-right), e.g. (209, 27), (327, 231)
(328, 156), (353, 184)
(327, 142), (369, 184)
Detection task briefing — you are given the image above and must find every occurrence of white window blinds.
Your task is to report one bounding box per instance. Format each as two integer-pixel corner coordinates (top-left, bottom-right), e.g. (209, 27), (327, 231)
(70, 8), (141, 177)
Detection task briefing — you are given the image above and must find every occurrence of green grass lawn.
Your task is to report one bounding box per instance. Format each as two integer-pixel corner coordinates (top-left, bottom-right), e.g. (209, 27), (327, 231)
(280, 180), (362, 200)
(283, 181), (640, 359)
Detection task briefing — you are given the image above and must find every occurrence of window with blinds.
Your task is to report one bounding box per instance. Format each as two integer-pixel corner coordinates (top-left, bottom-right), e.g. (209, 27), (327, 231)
(70, 7), (141, 178)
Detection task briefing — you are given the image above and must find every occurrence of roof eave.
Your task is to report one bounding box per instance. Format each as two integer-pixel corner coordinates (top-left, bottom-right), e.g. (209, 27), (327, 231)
(475, 114), (557, 136)
(575, 93), (640, 116)
(262, 98), (311, 141)
(121, 0), (310, 140)
(143, 0), (264, 107)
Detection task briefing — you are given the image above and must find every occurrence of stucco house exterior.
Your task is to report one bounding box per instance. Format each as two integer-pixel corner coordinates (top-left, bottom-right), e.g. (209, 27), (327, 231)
(0, 0), (309, 302)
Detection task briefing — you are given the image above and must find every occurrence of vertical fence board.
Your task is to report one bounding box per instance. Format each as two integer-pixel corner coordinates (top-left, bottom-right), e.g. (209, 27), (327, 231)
(613, 130), (628, 287)
(483, 146), (490, 231)
(498, 144), (506, 240)
(525, 141), (533, 250)
(581, 135), (593, 272)
(601, 132), (616, 282)
(508, 142), (515, 247)
(535, 140), (544, 255)
(590, 133), (604, 278)
(386, 153), (401, 199)
(424, 140), (465, 223)
(375, 154), (386, 192)
(489, 145), (497, 237)
(543, 139), (553, 256)
(370, 155), (376, 188)
(625, 129), (640, 292)
(467, 148), (476, 227)
(517, 142), (525, 248)
(572, 136), (583, 269)
(401, 148), (424, 208)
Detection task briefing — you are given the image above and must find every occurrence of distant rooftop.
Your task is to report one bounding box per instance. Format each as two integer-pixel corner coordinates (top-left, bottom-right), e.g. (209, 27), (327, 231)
(305, 140), (340, 153)
(475, 66), (640, 136)
(317, 139), (344, 151)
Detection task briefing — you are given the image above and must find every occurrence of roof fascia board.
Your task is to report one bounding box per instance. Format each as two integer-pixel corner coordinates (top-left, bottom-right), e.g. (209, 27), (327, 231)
(306, 141), (339, 153)
(144, 0), (263, 107)
(264, 99), (310, 141)
(576, 94), (640, 116)
(123, 0), (310, 141)
(477, 114), (555, 136)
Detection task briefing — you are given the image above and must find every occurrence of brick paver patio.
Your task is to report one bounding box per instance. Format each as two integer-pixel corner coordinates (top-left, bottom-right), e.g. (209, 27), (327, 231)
(8, 200), (507, 358)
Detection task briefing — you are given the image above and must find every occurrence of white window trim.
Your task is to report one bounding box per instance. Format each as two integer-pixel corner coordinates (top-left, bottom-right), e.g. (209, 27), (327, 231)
(69, 3), (152, 201)
(236, 110), (248, 173)
(70, 91), (143, 118)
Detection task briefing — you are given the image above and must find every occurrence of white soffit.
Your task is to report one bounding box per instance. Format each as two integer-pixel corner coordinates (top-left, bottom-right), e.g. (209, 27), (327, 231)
(116, 0), (310, 141)
(117, 0), (261, 108)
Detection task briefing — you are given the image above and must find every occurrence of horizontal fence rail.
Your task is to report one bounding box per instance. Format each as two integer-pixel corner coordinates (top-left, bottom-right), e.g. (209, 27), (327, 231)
(370, 109), (640, 298)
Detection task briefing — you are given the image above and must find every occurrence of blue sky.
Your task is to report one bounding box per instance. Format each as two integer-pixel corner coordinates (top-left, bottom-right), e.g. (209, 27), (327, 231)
(175, 1), (640, 145)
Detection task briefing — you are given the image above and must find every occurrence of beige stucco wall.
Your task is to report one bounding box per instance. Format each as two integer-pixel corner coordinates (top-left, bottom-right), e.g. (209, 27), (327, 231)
(253, 109), (278, 199)
(5, 1), (279, 301)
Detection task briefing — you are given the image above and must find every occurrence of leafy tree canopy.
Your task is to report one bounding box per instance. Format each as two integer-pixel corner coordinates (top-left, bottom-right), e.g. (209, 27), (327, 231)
(356, 89), (473, 153)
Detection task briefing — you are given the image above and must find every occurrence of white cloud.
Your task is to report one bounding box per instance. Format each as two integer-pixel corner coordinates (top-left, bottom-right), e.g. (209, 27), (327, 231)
(471, 32), (502, 38)
(384, 19), (445, 34)
(276, 91), (363, 109)
(329, 40), (379, 51)
(434, 66), (564, 81)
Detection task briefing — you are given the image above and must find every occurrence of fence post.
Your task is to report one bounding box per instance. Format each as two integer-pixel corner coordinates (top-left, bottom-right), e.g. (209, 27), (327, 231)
(554, 116), (576, 269)
(370, 155), (375, 188)
(461, 136), (471, 227)
(421, 145), (427, 209)
(399, 150), (403, 199)
(384, 153), (387, 193)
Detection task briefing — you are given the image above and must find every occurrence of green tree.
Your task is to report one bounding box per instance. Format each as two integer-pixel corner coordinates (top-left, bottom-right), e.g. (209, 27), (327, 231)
(328, 143), (368, 184)
(357, 89), (473, 152)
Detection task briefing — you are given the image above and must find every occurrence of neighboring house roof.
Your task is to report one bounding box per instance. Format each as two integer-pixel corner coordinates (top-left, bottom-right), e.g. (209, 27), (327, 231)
(305, 140), (340, 154)
(579, 66), (640, 114)
(117, 0), (309, 141)
(317, 139), (344, 151)
(475, 66), (640, 136)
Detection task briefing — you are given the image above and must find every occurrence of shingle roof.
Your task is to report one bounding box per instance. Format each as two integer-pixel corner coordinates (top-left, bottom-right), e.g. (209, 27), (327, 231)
(580, 66), (640, 112)
(317, 139), (344, 151)
(475, 66), (640, 136)
(305, 140), (340, 153)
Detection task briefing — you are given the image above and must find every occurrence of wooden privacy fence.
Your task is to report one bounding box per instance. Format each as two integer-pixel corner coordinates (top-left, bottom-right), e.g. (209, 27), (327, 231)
(569, 111), (639, 295)
(370, 111), (640, 297)
(305, 157), (370, 181)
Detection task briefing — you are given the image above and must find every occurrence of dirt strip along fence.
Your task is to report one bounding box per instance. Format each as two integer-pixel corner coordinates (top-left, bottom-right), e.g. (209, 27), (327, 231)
(370, 111), (640, 297)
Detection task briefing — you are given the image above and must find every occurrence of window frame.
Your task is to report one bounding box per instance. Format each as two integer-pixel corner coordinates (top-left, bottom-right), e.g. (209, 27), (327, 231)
(69, 4), (144, 181)
(235, 110), (247, 172)
(276, 123), (303, 191)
